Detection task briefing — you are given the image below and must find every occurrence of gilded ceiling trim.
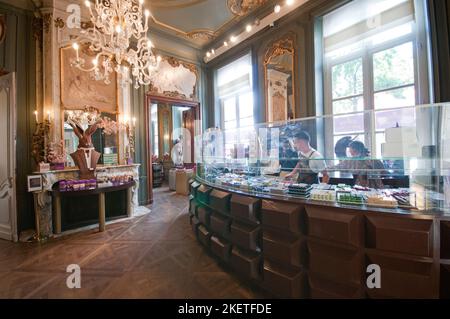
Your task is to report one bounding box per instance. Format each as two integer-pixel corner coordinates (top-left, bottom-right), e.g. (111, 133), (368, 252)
(149, 0), (267, 44)
(150, 0), (207, 9)
(227, 0), (269, 16)
(186, 29), (216, 41)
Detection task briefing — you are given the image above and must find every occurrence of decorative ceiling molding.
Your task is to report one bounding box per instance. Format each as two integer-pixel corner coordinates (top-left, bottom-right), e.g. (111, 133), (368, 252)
(186, 30), (216, 41)
(150, 0), (208, 9)
(227, 0), (269, 16)
(148, 0), (269, 47)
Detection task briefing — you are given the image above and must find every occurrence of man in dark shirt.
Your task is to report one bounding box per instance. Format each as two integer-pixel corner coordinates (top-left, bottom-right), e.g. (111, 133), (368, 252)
(279, 139), (298, 172)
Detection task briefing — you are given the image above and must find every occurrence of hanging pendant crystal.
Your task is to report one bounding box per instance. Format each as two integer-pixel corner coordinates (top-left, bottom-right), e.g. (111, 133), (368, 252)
(70, 0), (159, 89)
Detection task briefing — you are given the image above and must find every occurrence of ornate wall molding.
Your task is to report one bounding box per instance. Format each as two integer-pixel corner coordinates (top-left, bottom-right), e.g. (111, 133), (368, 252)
(32, 16), (43, 48)
(0, 15), (6, 45)
(42, 13), (52, 34)
(148, 56), (199, 101)
(264, 32), (296, 66)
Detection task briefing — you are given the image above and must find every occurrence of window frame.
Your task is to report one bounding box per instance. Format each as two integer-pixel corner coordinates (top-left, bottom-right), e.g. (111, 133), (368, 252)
(323, 18), (428, 158)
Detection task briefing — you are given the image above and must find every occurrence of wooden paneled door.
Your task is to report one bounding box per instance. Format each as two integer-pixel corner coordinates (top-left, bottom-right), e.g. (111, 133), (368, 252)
(0, 73), (17, 241)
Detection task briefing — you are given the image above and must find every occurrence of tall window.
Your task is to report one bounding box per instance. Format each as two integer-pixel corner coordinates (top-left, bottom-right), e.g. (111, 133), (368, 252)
(322, 0), (430, 158)
(216, 53), (254, 158)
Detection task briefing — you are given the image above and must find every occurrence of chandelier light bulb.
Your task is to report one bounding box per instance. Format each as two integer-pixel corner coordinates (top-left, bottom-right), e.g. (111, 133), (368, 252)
(70, 0), (158, 88)
(274, 4), (281, 13)
(246, 24), (252, 32)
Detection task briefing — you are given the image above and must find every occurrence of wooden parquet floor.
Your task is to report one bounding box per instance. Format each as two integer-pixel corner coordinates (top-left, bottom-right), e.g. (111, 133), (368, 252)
(0, 186), (266, 299)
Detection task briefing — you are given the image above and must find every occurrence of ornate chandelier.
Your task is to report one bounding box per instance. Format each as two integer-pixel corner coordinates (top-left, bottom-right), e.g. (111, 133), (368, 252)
(71, 0), (160, 89)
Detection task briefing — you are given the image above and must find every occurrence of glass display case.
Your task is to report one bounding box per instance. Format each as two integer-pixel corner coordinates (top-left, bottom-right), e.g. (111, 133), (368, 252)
(195, 103), (450, 212)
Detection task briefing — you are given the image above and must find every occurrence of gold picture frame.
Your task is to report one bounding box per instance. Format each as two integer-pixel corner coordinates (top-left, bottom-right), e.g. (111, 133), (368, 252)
(60, 44), (118, 112)
(264, 32), (296, 123)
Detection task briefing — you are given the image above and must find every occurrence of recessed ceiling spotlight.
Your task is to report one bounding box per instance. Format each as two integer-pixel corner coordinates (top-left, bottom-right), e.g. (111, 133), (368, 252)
(224, 41), (228, 47)
(286, 0), (294, 5)
(230, 35), (237, 43)
(274, 4), (281, 13)
(246, 24), (252, 32)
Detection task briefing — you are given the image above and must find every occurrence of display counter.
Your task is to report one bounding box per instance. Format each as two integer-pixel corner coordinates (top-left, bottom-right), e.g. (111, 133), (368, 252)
(189, 177), (450, 298)
(190, 104), (450, 298)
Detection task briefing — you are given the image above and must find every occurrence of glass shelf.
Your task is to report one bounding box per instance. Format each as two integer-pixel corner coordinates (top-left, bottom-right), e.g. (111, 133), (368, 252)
(195, 103), (450, 212)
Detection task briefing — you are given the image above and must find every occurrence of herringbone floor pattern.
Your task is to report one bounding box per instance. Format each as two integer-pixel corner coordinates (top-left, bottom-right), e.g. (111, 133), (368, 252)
(0, 186), (265, 299)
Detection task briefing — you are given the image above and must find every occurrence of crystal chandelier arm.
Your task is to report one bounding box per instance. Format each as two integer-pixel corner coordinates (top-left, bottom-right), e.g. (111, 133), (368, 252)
(73, 0), (158, 88)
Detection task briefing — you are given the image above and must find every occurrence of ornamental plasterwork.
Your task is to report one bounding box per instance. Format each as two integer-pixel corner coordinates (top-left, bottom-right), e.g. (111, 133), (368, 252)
(227, 0), (269, 16)
(185, 30), (215, 41)
(148, 56), (198, 100)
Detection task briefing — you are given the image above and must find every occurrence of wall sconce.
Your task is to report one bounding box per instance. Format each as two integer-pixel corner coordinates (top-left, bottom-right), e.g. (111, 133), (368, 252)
(31, 110), (52, 167)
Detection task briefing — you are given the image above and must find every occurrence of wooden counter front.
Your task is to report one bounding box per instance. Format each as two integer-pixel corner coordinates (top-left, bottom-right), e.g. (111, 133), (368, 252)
(190, 178), (450, 299)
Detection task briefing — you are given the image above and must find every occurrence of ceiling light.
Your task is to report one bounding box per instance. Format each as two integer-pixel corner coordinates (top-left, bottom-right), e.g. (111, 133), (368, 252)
(85, 0), (91, 7)
(230, 35), (237, 43)
(211, 49), (215, 54)
(224, 41), (228, 47)
(246, 24), (252, 32)
(157, 55), (162, 62)
(274, 4), (281, 13)
(286, 0), (294, 5)
(206, 52), (211, 58)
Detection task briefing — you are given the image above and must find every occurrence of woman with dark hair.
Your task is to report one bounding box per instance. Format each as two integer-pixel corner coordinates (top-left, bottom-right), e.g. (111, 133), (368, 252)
(325, 140), (386, 189)
(334, 136), (353, 158)
(348, 141), (370, 157)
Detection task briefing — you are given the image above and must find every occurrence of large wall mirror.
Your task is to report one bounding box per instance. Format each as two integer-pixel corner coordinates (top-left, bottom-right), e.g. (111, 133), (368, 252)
(264, 33), (296, 122)
(63, 109), (119, 167)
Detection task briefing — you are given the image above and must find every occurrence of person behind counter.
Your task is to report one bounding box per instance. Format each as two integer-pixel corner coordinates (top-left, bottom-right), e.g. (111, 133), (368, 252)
(323, 140), (386, 189)
(279, 139), (298, 173)
(284, 131), (327, 184)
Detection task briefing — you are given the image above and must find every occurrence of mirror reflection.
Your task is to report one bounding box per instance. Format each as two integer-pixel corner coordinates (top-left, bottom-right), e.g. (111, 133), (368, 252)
(63, 111), (119, 167)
